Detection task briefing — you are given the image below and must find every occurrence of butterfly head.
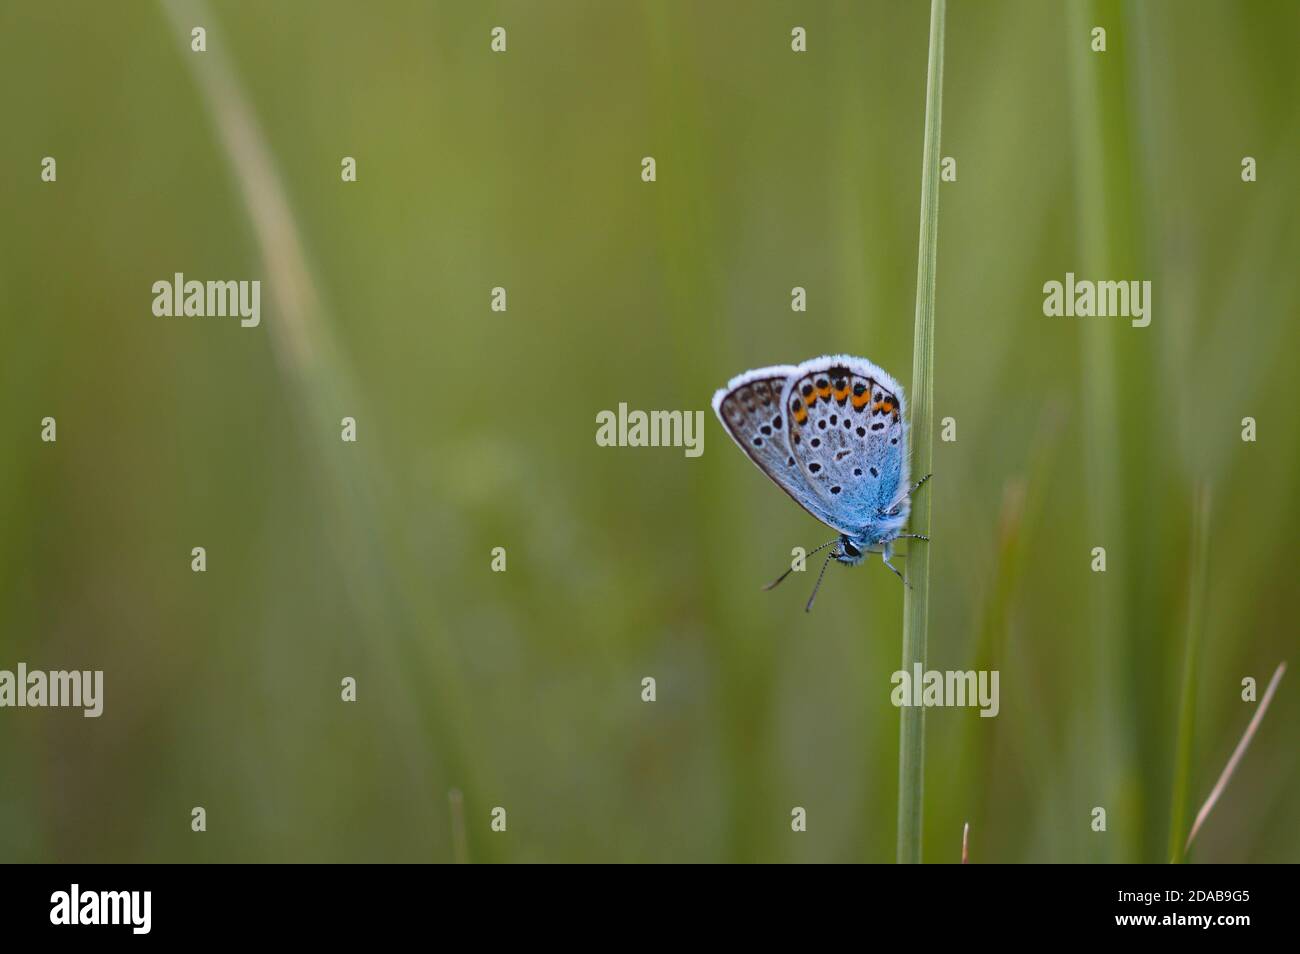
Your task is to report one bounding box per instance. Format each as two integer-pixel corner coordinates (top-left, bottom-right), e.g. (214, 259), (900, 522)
(834, 536), (867, 566)
(837, 514), (907, 564)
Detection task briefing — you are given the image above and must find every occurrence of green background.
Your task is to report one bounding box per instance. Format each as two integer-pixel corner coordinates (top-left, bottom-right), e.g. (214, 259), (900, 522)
(1, 0), (1296, 863)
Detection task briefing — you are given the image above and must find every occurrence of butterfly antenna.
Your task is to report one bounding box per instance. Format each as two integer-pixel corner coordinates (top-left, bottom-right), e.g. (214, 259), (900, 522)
(804, 547), (838, 613)
(762, 538), (838, 591)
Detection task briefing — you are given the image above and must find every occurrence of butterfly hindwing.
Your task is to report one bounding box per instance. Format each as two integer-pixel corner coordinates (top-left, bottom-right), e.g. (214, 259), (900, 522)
(711, 366), (852, 534)
(779, 355), (909, 528)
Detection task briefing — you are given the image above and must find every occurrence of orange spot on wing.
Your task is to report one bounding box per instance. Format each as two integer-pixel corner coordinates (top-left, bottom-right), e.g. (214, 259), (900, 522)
(793, 407), (808, 424)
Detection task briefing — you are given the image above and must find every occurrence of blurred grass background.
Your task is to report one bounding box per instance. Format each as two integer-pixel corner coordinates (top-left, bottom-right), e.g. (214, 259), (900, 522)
(1, 0), (1296, 862)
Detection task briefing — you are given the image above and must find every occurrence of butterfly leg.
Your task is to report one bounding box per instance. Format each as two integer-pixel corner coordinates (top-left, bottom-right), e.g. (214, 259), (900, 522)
(882, 553), (912, 590)
(906, 473), (933, 498)
(879, 473), (934, 517)
(896, 533), (930, 542)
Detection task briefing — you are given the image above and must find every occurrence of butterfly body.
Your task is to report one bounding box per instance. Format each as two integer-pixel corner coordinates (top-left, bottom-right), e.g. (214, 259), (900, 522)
(712, 355), (926, 606)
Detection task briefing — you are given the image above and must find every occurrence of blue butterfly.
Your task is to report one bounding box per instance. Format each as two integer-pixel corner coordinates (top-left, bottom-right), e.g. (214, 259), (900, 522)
(712, 355), (931, 611)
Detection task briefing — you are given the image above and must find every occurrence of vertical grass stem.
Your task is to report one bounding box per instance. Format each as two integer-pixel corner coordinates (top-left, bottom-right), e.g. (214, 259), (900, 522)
(897, 0), (945, 865)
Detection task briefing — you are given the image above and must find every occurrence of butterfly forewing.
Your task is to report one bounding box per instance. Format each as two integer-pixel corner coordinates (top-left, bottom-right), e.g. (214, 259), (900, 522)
(712, 366), (852, 534)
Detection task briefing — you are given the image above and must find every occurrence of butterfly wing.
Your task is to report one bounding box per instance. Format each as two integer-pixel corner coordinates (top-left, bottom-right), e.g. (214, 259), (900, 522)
(779, 355), (910, 529)
(712, 365), (855, 534)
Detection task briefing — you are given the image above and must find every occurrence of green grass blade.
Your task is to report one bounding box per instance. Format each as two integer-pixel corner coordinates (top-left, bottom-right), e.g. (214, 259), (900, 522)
(1066, 0), (1143, 861)
(1168, 485), (1212, 862)
(897, 0), (945, 865)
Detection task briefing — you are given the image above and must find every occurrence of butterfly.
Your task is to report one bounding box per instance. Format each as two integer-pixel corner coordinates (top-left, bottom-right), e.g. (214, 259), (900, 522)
(712, 354), (931, 611)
